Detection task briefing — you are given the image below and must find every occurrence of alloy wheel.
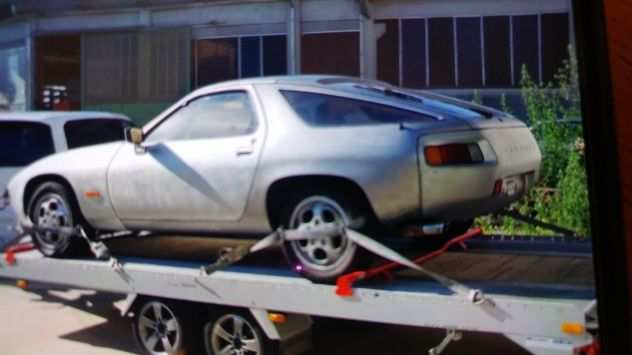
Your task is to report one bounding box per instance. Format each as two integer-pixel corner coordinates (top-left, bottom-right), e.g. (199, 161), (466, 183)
(289, 196), (355, 271)
(137, 301), (182, 355)
(209, 314), (263, 355)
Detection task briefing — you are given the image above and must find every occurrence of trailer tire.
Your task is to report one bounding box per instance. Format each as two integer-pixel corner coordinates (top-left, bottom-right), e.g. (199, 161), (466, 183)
(132, 298), (198, 355)
(203, 308), (276, 355)
(27, 181), (89, 257)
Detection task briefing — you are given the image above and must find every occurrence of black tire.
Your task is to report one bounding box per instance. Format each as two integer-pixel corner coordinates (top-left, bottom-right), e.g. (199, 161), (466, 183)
(279, 187), (374, 282)
(203, 307), (276, 355)
(27, 181), (89, 257)
(443, 219), (474, 239)
(132, 298), (199, 355)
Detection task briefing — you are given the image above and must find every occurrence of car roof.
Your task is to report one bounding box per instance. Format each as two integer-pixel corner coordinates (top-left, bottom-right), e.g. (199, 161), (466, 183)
(0, 111), (130, 123)
(204, 75), (372, 89)
(196, 75), (498, 120)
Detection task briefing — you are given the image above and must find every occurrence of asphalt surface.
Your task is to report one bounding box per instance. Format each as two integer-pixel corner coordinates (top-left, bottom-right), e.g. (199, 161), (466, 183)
(0, 280), (529, 355)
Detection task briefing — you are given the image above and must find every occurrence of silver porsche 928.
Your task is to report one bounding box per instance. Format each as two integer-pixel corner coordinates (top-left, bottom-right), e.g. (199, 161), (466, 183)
(6, 76), (541, 281)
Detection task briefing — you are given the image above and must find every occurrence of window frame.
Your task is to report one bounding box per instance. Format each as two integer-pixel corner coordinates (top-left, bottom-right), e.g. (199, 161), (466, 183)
(143, 89), (260, 143)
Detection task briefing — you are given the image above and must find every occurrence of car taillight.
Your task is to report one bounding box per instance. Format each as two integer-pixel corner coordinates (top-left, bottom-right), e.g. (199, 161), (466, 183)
(424, 143), (484, 166)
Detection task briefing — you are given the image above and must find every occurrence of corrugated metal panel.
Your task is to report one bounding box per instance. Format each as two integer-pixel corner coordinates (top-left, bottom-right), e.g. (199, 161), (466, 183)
(83, 31), (138, 103)
(83, 28), (190, 104)
(138, 29), (190, 101)
(302, 20), (361, 34)
(193, 23), (286, 39)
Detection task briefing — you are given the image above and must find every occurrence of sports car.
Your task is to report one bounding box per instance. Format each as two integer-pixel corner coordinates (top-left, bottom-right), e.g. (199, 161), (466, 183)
(6, 76), (541, 281)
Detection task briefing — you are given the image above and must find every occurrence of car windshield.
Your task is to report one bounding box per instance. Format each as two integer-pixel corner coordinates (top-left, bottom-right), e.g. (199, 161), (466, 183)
(281, 90), (435, 126)
(64, 119), (129, 149)
(0, 121), (55, 167)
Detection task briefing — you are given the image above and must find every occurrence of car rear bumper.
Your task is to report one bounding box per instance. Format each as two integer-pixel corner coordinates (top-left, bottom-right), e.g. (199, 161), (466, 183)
(418, 126), (541, 221)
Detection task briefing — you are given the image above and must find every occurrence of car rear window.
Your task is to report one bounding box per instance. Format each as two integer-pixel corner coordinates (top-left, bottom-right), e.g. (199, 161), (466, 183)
(281, 90), (435, 126)
(64, 119), (129, 149)
(0, 121), (55, 167)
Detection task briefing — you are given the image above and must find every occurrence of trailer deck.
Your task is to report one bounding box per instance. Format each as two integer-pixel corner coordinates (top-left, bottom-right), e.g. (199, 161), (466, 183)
(0, 232), (597, 355)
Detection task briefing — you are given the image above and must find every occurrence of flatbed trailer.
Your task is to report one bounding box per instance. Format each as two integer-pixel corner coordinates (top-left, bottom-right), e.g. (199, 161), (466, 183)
(0, 232), (597, 355)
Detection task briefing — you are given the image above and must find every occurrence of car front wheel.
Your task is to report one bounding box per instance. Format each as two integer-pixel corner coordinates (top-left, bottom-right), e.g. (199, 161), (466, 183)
(27, 181), (88, 257)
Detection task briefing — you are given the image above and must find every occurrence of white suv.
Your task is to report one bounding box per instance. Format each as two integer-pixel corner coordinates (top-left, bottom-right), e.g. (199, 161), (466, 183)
(0, 112), (130, 243)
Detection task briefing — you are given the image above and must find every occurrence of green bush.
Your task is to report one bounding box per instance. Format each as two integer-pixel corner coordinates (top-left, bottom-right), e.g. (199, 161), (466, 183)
(475, 46), (590, 237)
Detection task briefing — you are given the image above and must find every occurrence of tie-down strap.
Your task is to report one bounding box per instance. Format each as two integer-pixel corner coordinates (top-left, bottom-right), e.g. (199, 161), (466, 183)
(201, 224), (488, 304)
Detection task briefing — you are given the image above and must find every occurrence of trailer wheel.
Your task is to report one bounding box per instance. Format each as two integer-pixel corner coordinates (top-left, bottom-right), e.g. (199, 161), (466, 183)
(132, 299), (197, 355)
(27, 181), (89, 257)
(203, 309), (274, 355)
(280, 189), (372, 282)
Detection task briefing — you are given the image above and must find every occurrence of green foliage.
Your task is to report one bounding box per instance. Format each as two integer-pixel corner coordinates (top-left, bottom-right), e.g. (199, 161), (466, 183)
(500, 93), (511, 114)
(475, 46), (591, 237)
(472, 89), (483, 105)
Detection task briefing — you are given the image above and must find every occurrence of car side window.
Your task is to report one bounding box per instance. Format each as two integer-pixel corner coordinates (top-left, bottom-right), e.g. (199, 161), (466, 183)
(0, 121), (55, 167)
(145, 91), (257, 143)
(281, 90), (434, 126)
(64, 119), (130, 149)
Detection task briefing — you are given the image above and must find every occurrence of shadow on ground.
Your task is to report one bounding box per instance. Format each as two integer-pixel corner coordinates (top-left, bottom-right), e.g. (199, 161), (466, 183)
(1, 279), (528, 355)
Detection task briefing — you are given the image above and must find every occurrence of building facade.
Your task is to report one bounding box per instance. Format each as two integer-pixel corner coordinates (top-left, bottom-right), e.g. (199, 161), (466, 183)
(0, 0), (572, 123)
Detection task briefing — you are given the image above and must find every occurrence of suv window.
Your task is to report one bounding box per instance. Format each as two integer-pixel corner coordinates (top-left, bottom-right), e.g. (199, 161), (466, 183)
(146, 91), (256, 143)
(0, 121), (55, 167)
(281, 90), (434, 126)
(64, 119), (129, 149)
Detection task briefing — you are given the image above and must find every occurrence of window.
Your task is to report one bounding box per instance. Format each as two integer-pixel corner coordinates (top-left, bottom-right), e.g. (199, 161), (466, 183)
(262, 35), (287, 76)
(146, 91), (256, 143)
(376, 19), (400, 86)
(0, 122), (54, 167)
(301, 32), (360, 76)
(428, 18), (455, 87)
(196, 38), (238, 86)
(401, 19), (427, 88)
(541, 13), (570, 83)
(456, 17), (483, 87)
(0, 45), (28, 111)
(193, 35), (287, 87)
(512, 15), (539, 85)
(64, 119), (129, 149)
(281, 90), (434, 127)
(240, 37), (261, 78)
(378, 13), (570, 90)
(483, 16), (511, 87)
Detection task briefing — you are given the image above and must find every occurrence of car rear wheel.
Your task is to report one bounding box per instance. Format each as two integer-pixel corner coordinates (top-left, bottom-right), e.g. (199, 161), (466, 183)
(27, 181), (88, 257)
(443, 219), (474, 238)
(280, 189), (372, 282)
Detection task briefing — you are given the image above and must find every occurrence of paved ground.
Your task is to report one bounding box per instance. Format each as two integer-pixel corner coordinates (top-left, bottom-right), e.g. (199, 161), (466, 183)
(0, 280), (529, 355)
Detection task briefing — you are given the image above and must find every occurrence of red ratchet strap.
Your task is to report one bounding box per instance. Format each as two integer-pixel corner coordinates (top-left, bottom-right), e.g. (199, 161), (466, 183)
(576, 340), (600, 355)
(4, 243), (35, 266)
(335, 228), (482, 297)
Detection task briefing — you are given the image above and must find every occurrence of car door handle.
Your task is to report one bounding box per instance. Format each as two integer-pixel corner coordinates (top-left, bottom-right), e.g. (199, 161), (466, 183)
(236, 146), (254, 156)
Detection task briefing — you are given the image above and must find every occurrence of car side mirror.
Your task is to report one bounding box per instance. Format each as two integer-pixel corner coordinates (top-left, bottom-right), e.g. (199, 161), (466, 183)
(126, 127), (144, 146)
